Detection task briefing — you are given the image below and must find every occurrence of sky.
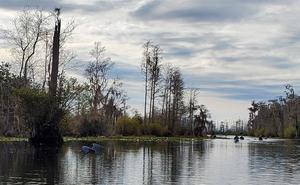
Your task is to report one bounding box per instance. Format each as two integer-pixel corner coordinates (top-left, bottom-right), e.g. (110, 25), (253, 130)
(1, 0), (300, 123)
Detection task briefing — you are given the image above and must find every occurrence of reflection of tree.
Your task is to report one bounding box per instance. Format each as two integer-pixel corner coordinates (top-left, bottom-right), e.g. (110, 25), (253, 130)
(33, 147), (60, 184)
(0, 140), (208, 184)
(141, 141), (206, 184)
(0, 142), (61, 184)
(170, 143), (182, 183)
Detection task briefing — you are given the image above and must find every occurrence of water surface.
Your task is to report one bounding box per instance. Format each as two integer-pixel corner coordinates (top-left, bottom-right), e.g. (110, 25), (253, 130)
(1, 137), (300, 185)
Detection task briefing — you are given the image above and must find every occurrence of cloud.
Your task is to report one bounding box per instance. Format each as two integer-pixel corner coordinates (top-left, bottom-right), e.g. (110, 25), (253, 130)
(131, 0), (292, 23)
(0, 0), (82, 12)
(0, 0), (136, 13)
(164, 46), (196, 58)
(216, 55), (296, 69)
(111, 61), (143, 82)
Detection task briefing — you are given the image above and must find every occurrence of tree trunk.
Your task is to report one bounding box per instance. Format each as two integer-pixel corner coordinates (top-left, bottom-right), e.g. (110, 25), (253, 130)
(144, 57), (148, 125)
(30, 10), (63, 147)
(151, 81), (155, 123)
(149, 78), (153, 122)
(50, 20), (60, 97)
(42, 32), (49, 90)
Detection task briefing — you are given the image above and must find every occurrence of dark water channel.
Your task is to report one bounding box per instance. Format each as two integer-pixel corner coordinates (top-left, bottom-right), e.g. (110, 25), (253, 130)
(1, 137), (300, 184)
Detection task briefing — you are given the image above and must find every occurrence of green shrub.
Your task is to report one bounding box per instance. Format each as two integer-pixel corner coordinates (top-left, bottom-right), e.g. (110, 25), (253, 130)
(13, 88), (50, 127)
(13, 88), (49, 111)
(132, 114), (143, 125)
(253, 128), (265, 137)
(116, 116), (141, 136)
(59, 114), (71, 136)
(142, 123), (168, 137)
(79, 116), (106, 136)
(284, 127), (296, 138)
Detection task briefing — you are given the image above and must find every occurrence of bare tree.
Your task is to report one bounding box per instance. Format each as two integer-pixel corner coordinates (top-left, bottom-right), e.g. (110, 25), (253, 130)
(186, 88), (200, 135)
(85, 42), (113, 113)
(84, 42), (128, 134)
(149, 44), (162, 122)
(104, 79), (128, 129)
(141, 41), (152, 124)
(160, 65), (185, 132)
(41, 19), (76, 90)
(161, 64), (173, 126)
(141, 41), (162, 123)
(1, 9), (50, 81)
(49, 8), (61, 98)
(194, 105), (209, 136)
(170, 68), (184, 132)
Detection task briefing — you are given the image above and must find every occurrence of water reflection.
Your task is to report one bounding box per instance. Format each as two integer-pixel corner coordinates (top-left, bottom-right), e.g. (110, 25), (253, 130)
(1, 138), (300, 184)
(0, 142), (60, 184)
(248, 140), (300, 185)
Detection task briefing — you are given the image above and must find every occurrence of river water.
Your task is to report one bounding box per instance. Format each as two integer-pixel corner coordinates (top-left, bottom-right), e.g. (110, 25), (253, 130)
(0, 137), (300, 185)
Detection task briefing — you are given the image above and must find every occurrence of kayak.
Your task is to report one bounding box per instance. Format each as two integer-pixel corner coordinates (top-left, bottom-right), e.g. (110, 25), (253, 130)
(81, 143), (102, 154)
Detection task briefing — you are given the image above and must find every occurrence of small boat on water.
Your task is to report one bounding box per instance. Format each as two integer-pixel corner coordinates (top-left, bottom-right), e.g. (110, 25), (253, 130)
(81, 143), (102, 154)
(240, 136), (244, 140)
(234, 135), (239, 143)
(81, 146), (95, 153)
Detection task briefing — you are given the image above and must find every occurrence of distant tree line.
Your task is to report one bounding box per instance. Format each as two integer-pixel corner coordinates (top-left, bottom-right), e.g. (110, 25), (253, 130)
(248, 84), (300, 138)
(0, 8), (213, 141)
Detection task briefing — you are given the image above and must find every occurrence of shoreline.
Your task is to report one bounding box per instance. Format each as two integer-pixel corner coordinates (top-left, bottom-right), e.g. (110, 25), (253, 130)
(64, 136), (208, 142)
(0, 136), (210, 143)
(1, 135), (287, 143)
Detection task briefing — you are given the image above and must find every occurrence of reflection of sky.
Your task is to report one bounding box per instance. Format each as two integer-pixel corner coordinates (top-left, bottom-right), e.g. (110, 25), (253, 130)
(200, 140), (251, 184)
(56, 139), (300, 184)
(3, 140), (300, 184)
(2, 0), (300, 121)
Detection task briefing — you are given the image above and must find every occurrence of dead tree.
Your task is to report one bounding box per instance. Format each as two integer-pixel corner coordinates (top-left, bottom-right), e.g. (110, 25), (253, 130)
(29, 8), (63, 147)
(141, 41), (152, 124)
(1, 9), (48, 81)
(149, 44), (162, 123)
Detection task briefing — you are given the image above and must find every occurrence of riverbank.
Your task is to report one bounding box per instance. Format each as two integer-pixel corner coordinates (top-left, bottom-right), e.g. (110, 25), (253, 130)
(0, 137), (27, 142)
(2, 135), (277, 143)
(65, 136), (209, 142)
(0, 136), (211, 143)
